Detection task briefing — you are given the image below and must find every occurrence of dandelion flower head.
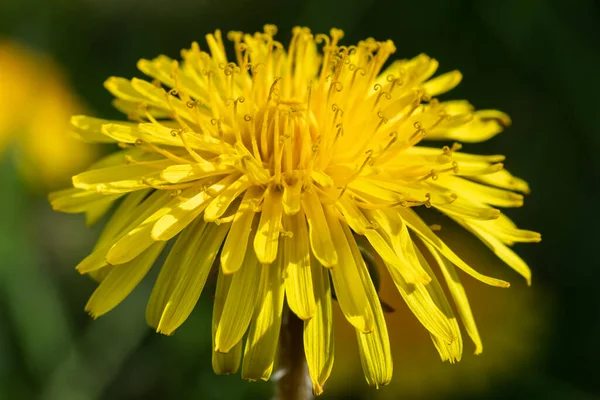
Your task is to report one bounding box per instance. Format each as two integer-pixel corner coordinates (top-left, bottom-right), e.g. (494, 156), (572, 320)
(50, 25), (540, 392)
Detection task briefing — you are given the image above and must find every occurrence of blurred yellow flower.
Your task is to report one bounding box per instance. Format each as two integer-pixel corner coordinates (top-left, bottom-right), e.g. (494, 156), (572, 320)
(0, 40), (98, 190)
(49, 25), (540, 393)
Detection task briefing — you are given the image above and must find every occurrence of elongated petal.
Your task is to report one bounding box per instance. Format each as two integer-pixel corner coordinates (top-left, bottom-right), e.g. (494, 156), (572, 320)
(161, 162), (235, 184)
(435, 175), (524, 208)
(413, 244), (463, 362)
(284, 210), (316, 320)
(149, 220), (230, 334)
(304, 258), (334, 395)
(384, 259), (455, 344)
(324, 206), (374, 333)
(151, 175), (240, 241)
(49, 188), (122, 214)
(425, 243), (482, 354)
(70, 115), (125, 143)
(302, 189), (338, 267)
(343, 223), (392, 388)
(459, 219), (532, 284)
(336, 194), (372, 234)
(398, 207), (511, 288)
(212, 269), (242, 374)
(204, 176), (251, 221)
(253, 187), (284, 264)
(435, 199), (500, 221)
(470, 217), (541, 245)
(220, 189), (259, 274)
(95, 189), (153, 249)
(85, 242), (165, 318)
(365, 208), (431, 285)
(73, 159), (176, 194)
(215, 246), (262, 353)
(428, 110), (510, 143)
(282, 179), (302, 215)
(79, 191), (151, 274)
(422, 70), (462, 97)
(106, 191), (179, 265)
(146, 219), (199, 328)
(470, 169), (531, 194)
(80, 190), (170, 271)
(242, 258), (285, 380)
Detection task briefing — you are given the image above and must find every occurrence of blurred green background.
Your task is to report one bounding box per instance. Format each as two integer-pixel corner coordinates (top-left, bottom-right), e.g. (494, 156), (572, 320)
(0, 0), (598, 399)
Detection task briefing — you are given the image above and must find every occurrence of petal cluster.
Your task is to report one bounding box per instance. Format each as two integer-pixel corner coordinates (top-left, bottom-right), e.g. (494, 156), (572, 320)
(50, 25), (540, 392)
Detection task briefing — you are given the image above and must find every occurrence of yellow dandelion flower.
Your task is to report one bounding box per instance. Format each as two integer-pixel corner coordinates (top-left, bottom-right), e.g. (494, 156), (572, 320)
(0, 40), (98, 190)
(49, 25), (540, 393)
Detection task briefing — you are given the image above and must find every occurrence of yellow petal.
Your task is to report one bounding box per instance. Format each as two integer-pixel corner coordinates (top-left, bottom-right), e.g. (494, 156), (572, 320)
(398, 207), (510, 288)
(365, 208), (431, 285)
(380, 92), (419, 122)
(422, 70), (462, 97)
(137, 56), (176, 87)
(470, 169), (531, 194)
(303, 258), (334, 395)
(149, 220), (230, 334)
(428, 110), (510, 143)
(343, 223), (392, 388)
(88, 266), (113, 283)
(215, 245), (262, 353)
(413, 244), (463, 362)
(85, 242), (165, 318)
(348, 178), (401, 204)
(100, 123), (143, 144)
(324, 206), (374, 333)
(242, 259), (286, 381)
(212, 269), (243, 374)
(130, 78), (196, 123)
(459, 219), (533, 284)
(284, 210), (316, 320)
(282, 179), (302, 215)
(79, 191), (151, 272)
(335, 194), (372, 234)
(111, 98), (171, 120)
(435, 198), (501, 221)
(151, 175), (240, 241)
(455, 161), (505, 176)
(139, 55), (209, 105)
(310, 170), (334, 188)
(106, 190), (178, 265)
(436, 175), (524, 208)
(95, 189), (153, 249)
(70, 115), (126, 143)
(383, 258), (455, 344)
(161, 162), (234, 184)
(104, 76), (148, 103)
(77, 248), (111, 274)
(204, 176), (250, 222)
(78, 190), (166, 273)
(253, 186), (284, 264)
(425, 243), (482, 354)
(72, 159), (176, 194)
(49, 187), (122, 214)
(302, 189), (338, 267)
(471, 218), (541, 244)
(146, 220), (198, 329)
(220, 189), (259, 274)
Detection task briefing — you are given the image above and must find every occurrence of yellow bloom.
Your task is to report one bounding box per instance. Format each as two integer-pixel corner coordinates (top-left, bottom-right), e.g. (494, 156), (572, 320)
(0, 40), (98, 190)
(49, 25), (540, 393)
